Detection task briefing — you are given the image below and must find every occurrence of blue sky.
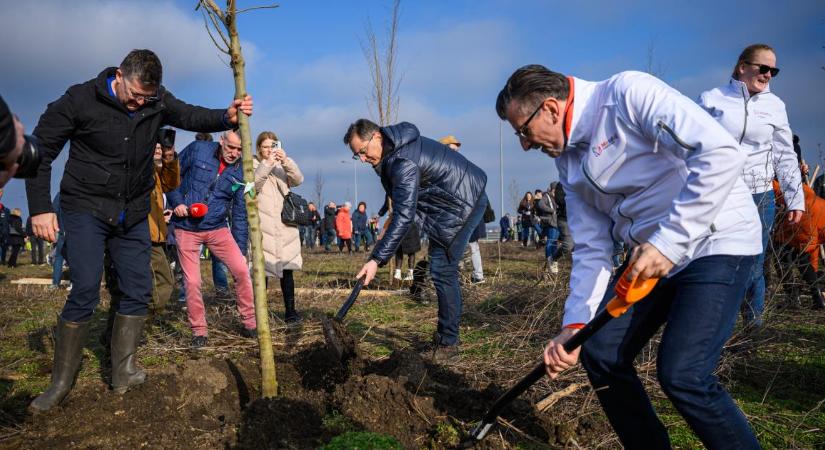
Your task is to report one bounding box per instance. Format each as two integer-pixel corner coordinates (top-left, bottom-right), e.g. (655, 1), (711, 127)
(1, 0), (823, 219)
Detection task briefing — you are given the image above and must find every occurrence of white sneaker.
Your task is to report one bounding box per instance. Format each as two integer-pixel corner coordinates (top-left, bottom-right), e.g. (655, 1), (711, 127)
(403, 269), (414, 281)
(550, 261), (559, 274)
(394, 269), (402, 280)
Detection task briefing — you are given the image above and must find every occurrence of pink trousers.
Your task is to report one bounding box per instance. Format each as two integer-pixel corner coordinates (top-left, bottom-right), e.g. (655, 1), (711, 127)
(175, 227), (256, 336)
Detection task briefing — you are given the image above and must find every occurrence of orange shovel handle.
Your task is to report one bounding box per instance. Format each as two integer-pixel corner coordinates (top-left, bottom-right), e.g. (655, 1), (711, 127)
(605, 265), (659, 318)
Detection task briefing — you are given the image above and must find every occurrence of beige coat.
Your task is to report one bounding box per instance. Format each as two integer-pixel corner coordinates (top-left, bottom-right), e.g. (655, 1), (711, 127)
(254, 157), (304, 278)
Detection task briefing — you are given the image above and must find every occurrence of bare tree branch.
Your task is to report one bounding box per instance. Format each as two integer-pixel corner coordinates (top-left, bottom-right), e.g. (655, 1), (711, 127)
(236, 4), (280, 14)
(360, 0), (401, 126)
(200, 9), (230, 54)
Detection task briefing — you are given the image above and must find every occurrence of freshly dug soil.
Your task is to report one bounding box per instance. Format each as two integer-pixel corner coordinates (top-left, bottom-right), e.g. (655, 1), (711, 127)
(3, 344), (603, 449)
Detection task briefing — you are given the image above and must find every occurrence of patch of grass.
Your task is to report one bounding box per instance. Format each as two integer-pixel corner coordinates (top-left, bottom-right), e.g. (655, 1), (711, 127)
(321, 410), (359, 434)
(320, 431), (403, 450)
(428, 421), (460, 448)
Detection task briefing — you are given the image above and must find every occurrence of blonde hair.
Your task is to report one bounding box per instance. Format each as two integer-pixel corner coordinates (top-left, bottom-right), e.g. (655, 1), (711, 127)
(255, 131), (279, 161)
(732, 44), (775, 79)
(11, 208), (21, 216)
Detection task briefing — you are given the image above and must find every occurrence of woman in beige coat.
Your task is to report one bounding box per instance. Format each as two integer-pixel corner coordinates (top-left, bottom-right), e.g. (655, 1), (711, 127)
(254, 131), (304, 324)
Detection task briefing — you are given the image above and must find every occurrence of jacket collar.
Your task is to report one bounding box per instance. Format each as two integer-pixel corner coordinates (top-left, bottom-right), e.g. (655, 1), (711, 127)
(566, 77), (599, 149)
(726, 77), (770, 101)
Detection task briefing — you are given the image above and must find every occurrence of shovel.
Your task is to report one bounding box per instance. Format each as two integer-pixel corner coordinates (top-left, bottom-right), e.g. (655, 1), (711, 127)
(462, 265), (659, 446)
(322, 276), (366, 364)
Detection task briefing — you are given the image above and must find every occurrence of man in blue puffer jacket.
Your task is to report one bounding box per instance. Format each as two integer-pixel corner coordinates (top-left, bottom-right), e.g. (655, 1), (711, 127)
(344, 119), (488, 362)
(166, 130), (256, 349)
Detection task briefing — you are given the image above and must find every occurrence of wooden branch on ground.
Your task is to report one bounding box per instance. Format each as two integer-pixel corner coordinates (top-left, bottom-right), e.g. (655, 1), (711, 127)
(536, 382), (586, 412)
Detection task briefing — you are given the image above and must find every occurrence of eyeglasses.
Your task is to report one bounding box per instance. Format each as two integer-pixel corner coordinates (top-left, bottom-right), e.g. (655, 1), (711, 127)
(744, 61), (780, 77)
(515, 100), (545, 139)
(123, 78), (159, 104)
(352, 134), (375, 160)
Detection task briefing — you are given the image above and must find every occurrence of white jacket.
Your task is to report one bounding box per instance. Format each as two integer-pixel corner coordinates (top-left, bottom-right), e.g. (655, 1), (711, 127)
(557, 71), (762, 327)
(698, 79), (803, 210)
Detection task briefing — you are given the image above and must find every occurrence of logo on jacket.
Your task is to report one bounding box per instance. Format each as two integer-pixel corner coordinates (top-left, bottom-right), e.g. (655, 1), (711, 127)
(591, 135), (618, 157)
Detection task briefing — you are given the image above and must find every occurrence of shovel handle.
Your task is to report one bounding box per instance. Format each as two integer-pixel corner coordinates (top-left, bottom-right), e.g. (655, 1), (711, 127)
(334, 276), (366, 321)
(469, 266), (660, 443)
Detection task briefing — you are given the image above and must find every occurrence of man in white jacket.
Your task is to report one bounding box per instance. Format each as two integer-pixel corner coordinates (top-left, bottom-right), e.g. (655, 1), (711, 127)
(496, 65), (762, 450)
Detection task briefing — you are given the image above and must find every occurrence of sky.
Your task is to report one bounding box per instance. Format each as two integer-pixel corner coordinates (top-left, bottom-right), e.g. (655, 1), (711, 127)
(1, 0), (823, 219)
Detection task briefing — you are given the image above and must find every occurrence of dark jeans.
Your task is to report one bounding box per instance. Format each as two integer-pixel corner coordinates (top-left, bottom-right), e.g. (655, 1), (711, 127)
(581, 254), (759, 450)
(353, 230), (372, 252)
(323, 229), (336, 251)
(51, 231), (66, 286)
(430, 193), (488, 346)
(0, 238), (6, 263)
(744, 190), (774, 327)
(534, 224), (560, 260)
(62, 211), (152, 322)
(7, 244), (21, 267)
(30, 237), (45, 264)
(212, 254), (228, 290)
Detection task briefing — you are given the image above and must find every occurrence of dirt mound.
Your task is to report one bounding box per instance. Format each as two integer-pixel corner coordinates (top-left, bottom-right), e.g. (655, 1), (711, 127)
(332, 373), (441, 449)
(9, 358), (257, 449)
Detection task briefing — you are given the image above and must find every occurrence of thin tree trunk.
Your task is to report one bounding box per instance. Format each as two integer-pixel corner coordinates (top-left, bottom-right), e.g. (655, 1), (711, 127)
(225, 2), (278, 398)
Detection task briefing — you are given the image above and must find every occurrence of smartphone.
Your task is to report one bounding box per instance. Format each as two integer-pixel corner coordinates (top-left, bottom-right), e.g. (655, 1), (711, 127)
(274, 140), (282, 150)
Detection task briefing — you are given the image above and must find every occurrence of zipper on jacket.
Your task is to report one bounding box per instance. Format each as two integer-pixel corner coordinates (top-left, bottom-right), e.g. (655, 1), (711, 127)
(739, 85), (749, 144)
(655, 121), (696, 151)
(580, 164), (641, 246)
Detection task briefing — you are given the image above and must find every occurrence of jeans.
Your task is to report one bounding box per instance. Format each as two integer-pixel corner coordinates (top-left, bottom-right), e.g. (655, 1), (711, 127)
(430, 193), (487, 346)
(51, 231), (66, 286)
(353, 230), (372, 251)
(743, 190), (774, 327)
(535, 224), (560, 260)
(211, 254), (228, 291)
(581, 254), (759, 450)
(323, 229), (337, 251)
(301, 226), (316, 249)
(61, 211), (152, 321)
(519, 224), (533, 246)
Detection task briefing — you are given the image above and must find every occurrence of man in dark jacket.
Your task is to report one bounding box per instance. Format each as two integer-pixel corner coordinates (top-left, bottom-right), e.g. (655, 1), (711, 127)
(322, 202), (337, 252)
(304, 202), (321, 249)
(344, 119), (488, 361)
(26, 49), (253, 413)
(0, 189), (10, 264)
(166, 131), (256, 348)
(352, 201), (370, 252)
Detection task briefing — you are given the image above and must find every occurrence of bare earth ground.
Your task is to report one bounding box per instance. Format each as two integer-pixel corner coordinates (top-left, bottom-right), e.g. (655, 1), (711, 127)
(0, 243), (821, 449)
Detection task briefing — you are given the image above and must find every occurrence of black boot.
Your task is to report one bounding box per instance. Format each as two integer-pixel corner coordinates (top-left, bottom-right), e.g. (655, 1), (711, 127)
(813, 288), (825, 310)
(284, 295), (302, 324)
(281, 270), (302, 325)
(110, 313), (147, 394)
(29, 316), (90, 413)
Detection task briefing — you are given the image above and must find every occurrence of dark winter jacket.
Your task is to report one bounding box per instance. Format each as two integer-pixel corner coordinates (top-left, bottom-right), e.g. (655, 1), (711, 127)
(0, 204), (9, 242)
(166, 141), (248, 254)
(352, 210), (368, 233)
(553, 183), (567, 221)
(7, 214), (23, 246)
(534, 192), (558, 228)
(322, 206), (336, 233)
(27, 67), (230, 227)
(370, 122), (487, 265)
(308, 209), (321, 229)
(0, 95), (15, 159)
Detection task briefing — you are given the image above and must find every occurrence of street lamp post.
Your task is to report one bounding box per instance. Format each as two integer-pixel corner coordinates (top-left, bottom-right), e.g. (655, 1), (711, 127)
(340, 160), (358, 206)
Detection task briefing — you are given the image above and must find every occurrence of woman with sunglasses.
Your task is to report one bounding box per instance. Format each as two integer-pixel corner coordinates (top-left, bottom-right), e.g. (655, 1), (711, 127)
(698, 43), (802, 329)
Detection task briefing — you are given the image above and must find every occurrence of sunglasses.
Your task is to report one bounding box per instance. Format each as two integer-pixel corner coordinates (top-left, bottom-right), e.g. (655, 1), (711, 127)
(744, 61), (780, 77)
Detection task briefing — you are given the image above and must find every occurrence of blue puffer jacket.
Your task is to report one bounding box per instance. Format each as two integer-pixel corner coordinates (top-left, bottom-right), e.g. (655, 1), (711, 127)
(370, 122), (487, 265)
(352, 210), (368, 233)
(166, 140), (248, 254)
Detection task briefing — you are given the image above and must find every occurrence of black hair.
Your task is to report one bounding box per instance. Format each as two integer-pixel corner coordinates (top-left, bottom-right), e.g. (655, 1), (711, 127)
(120, 49), (162, 87)
(343, 118), (380, 145)
(496, 64), (569, 119)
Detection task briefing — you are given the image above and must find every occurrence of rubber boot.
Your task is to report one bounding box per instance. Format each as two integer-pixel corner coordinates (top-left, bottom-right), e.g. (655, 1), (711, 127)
(110, 313), (147, 394)
(29, 316), (90, 413)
